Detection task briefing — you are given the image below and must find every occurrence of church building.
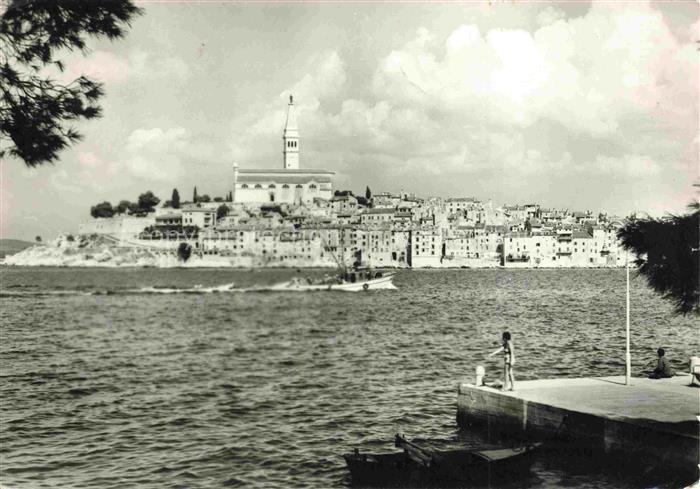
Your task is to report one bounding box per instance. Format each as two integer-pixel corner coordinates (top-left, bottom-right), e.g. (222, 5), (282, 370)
(233, 96), (334, 204)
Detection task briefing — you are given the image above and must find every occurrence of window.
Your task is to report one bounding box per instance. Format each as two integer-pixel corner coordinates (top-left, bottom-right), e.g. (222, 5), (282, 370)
(241, 184), (249, 189)
(254, 184), (262, 189)
(309, 184), (317, 189)
(296, 184), (303, 188)
(282, 184), (290, 189)
(268, 184), (276, 189)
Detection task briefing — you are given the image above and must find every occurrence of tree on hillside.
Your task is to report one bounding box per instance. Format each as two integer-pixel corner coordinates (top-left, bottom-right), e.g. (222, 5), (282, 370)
(216, 204), (229, 221)
(199, 194), (211, 203)
(366, 186), (372, 200)
(193, 186), (198, 203)
(617, 203), (699, 315)
(137, 191), (160, 213)
(127, 202), (142, 216)
(91, 201), (114, 218)
(116, 200), (131, 214)
(213, 197), (223, 203)
(171, 189), (180, 209)
(0, 0), (142, 167)
(227, 191), (233, 202)
(177, 242), (192, 262)
(35, 235), (42, 243)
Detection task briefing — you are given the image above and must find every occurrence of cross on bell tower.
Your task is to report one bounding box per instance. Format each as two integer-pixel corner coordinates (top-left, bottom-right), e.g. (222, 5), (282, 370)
(283, 95), (299, 169)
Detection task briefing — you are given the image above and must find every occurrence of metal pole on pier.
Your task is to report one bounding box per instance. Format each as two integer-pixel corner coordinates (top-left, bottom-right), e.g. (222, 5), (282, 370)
(625, 253), (631, 386)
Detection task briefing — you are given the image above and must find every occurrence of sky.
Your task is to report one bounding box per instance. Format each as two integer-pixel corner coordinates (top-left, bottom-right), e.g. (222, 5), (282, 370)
(1, 0), (698, 241)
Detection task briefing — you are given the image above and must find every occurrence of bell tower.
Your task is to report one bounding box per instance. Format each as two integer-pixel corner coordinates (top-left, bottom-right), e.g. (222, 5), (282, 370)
(283, 95), (299, 169)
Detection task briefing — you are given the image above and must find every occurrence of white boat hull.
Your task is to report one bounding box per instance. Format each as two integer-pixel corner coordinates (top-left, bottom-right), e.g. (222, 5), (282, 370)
(272, 273), (397, 292)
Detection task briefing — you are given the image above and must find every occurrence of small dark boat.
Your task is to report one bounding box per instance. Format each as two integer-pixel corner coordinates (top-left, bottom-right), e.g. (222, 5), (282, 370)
(343, 434), (542, 485)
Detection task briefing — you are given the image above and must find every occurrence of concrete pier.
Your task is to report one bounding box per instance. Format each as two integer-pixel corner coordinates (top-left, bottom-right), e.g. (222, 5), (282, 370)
(457, 375), (699, 478)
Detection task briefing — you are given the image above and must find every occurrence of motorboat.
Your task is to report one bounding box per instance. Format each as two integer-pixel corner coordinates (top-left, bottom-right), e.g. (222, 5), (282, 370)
(272, 270), (396, 292)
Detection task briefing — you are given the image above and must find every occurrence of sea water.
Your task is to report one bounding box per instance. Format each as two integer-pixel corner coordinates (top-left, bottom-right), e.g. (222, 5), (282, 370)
(1, 267), (697, 488)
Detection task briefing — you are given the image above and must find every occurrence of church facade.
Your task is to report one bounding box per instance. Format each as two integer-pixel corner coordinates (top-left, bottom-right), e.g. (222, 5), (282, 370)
(233, 96), (334, 204)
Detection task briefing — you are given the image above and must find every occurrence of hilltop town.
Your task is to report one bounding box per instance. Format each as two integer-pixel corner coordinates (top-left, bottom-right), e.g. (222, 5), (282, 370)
(71, 188), (630, 269)
(8, 97), (631, 269)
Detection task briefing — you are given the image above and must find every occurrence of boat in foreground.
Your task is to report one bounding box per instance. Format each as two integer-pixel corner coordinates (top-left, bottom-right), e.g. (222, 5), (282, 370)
(343, 434), (542, 485)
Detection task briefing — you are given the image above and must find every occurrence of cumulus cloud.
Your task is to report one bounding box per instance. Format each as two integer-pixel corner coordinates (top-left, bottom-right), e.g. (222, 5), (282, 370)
(230, 50), (347, 165)
(227, 3), (695, 213)
(122, 127), (210, 182)
(372, 3), (693, 138)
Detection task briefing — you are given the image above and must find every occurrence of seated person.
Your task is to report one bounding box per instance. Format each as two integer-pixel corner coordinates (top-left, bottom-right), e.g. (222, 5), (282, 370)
(649, 348), (675, 379)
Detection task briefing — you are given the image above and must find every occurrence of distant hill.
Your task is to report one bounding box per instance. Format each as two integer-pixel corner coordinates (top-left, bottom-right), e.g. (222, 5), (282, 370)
(0, 239), (36, 258)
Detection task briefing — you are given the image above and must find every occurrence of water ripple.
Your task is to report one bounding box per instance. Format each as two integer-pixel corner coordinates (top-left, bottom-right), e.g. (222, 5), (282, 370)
(1, 267), (697, 488)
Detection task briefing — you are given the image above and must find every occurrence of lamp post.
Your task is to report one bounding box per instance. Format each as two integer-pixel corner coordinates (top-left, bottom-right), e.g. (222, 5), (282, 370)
(625, 253), (631, 386)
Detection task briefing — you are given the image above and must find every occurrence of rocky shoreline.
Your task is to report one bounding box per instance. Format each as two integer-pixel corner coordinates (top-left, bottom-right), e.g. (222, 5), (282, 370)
(3, 235), (627, 270)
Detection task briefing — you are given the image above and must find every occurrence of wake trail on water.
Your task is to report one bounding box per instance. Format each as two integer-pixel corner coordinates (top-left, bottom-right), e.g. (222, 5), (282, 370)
(0, 281), (308, 297)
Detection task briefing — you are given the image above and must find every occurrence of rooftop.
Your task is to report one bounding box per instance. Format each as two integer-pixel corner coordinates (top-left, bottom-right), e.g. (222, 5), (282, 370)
(238, 168), (334, 175)
(238, 174), (333, 184)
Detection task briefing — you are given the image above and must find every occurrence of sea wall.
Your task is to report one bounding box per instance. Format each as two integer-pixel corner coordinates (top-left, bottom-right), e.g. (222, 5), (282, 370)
(457, 378), (699, 480)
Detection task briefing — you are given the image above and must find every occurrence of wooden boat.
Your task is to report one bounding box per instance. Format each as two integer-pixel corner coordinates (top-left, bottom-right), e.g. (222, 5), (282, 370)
(343, 434), (542, 485)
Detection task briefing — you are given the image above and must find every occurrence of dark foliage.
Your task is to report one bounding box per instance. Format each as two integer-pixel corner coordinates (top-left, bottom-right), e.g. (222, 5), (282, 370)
(171, 188), (180, 209)
(90, 201), (114, 218)
(216, 204), (229, 221)
(365, 186), (372, 200)
(115, 200), (131, 214)
(35, 235), (41, 242)
(193, 186), (198, 203)
(127, 202), (144, 216)
(199, 194), (211, 203)
(137, 191), (160, 212)
(617, 203), (699, 315)
(177, 242), (192, 262)
(0, 0), (142, 166)
(356, 196), (368, 206)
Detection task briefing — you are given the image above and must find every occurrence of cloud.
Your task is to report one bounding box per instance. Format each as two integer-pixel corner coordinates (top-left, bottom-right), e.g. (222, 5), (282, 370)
(60, 50), (131, 84)
(227, 3), (695, 213)
(122, 127), (208, 182)
(590, 154), (662, 177)
(371, 4), (693, 138)
(230, 50), (347, 165)
(536, 6), (566, 27)
(127, 50), (191, 83)
(50, 49), (191, 87)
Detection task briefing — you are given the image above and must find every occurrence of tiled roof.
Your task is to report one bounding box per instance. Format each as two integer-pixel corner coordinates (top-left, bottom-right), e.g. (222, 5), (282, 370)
(365, 208), (395, 214)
